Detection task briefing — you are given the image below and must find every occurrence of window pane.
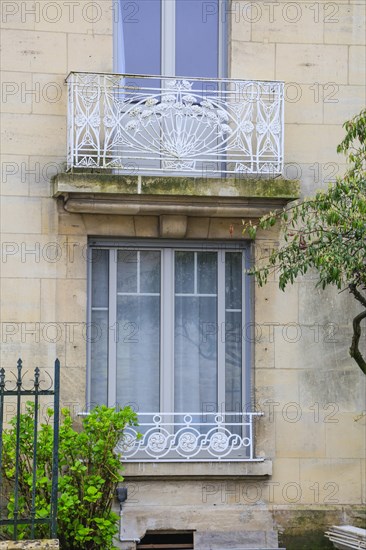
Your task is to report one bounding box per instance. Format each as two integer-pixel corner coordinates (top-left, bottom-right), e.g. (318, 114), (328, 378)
(225, 252), (242, 415)
(90, 310), (108, 406)
(176, 0), (219, 78)
(91, 249), (109, 307)
(89, 244), (246, 445)
(225, 252), (242, 309)
(117, 250), (137, 293)
(174, 296), (217, 412)
(225, 311), (242, 412)
(117, 296), (160, 412)
(119, 0), (161, 75)
(197, 252), (217, 294)
(140, 250), (160, 293)
(175, 251), (194, 294)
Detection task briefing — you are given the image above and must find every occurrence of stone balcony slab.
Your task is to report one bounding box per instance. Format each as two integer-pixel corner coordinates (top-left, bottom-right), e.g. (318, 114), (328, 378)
(53, 173), (299, 218)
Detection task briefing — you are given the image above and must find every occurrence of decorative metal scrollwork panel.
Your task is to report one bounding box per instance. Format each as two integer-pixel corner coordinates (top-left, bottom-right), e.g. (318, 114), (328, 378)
(115, 412), (263, 462)
(67, 73), (284, 176)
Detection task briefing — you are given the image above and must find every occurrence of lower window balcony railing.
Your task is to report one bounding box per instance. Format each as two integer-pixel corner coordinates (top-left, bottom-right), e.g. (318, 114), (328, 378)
(66, 72), (284, 177)
(116, 411), (264, 462)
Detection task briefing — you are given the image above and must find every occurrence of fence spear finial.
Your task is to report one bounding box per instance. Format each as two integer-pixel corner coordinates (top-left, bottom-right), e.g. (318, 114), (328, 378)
(0, 367), (5, 389)
(34, 367), (40, 387)
(17, 359), (22, 386)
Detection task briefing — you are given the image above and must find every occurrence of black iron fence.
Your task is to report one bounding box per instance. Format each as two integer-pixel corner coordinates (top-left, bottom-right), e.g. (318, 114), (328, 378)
(0, 359), (60, 540)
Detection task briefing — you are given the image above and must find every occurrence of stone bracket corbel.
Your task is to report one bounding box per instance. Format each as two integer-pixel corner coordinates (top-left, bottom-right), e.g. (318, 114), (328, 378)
(159, 215), (187, 238)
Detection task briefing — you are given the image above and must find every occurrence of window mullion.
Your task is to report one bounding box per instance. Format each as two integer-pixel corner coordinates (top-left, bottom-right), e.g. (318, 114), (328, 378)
(242, 250), (248, 409)
(137, 250), (140, 294)
(161, 0), (175, 75)
(161, 248), (174, 413)
(194, 252), (197, 295)
(217, 250), (226, 413)
(86, 249), (92, 408)
(108, 249), (118, 407)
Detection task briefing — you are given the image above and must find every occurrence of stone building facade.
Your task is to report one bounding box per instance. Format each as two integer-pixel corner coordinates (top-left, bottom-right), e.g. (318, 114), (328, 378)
(1, 1), (365, 549)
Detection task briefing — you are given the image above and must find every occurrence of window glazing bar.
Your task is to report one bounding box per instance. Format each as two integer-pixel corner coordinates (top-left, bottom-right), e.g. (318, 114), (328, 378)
(108, 249), (118, 407)
(217, 250), (226, 411)
(161, 0), (175, 76)
(161, 249), (174, 413)
(242, 251), (247, 410)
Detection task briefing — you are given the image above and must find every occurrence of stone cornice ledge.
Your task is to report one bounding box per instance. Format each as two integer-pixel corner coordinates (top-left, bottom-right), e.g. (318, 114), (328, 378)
(53, 174), (299, 218)
(121, 459), (272, 480)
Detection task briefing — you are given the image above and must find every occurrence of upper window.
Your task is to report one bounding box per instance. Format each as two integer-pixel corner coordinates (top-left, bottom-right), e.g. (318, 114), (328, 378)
(114, 0), (227, 78)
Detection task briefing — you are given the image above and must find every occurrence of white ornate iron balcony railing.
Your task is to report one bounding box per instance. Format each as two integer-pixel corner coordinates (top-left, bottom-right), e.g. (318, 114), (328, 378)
(66, 72), (284, 177)
(114, 411), (264, 462)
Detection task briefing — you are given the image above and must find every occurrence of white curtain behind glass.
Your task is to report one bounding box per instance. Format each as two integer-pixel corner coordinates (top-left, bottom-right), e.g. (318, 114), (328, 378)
(116, 250), (160, 413)
(90, 249), (109, 406)
(174, 252), (218, 414)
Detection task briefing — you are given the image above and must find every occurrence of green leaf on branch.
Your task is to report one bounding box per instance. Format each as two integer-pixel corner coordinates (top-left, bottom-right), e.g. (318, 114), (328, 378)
(244, 108), (366, 375)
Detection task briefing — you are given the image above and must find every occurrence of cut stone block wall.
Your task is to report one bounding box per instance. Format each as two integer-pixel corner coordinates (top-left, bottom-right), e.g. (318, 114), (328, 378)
(0, 0), (365, 548)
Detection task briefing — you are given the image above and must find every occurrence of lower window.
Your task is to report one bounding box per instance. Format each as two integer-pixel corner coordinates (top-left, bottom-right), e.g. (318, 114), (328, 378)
(88, 241), (250, 416)
(88, 241), (257, 460)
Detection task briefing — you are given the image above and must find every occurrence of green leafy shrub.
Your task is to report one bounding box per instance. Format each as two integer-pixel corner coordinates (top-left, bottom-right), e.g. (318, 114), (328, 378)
(1, 403), (138, 549)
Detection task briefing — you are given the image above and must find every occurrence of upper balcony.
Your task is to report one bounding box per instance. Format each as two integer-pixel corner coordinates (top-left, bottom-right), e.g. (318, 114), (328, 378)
(66, 72), (284, 178)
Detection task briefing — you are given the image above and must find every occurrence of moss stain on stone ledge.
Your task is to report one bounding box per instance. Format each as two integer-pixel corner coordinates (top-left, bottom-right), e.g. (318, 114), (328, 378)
(53, 173), (300, 200)
(141, 176), (299, 198)
(274, 508), (366, 550)
(279, 531), (334, 550)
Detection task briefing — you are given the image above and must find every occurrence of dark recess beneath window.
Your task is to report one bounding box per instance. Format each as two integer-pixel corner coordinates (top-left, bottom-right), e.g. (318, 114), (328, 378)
(137, 530), (194, 549)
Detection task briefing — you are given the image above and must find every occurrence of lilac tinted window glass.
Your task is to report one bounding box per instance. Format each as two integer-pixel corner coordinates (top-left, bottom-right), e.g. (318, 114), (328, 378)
(175, 0), (219, 78)
(119, 0), (161, 75)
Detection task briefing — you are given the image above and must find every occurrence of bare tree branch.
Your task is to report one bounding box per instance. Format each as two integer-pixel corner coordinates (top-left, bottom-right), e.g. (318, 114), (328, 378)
(349, 284), (366, 374)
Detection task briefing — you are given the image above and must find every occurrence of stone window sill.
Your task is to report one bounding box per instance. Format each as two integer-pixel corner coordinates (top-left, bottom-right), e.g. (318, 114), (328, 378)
(121, 459), (272, 480)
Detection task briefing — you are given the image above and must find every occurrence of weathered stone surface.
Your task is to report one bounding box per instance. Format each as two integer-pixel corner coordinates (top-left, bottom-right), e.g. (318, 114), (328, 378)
(122, 460), (272, 479)
(276, 44), (348, 84)
(1, 278), (41, 322)
(1, 30), (66, 73)
(231, 41), (275, 80)
(1, 114), (66, 157)
(67, 34), (112, 73)
(299, 458), (363, 504)
(349, 45), (366, 84)
(53, 173), (300, 200)
(285, 124), (345, 164)
(194, 529), (278, 549)
(0, 541), (59, 549)
(134, 216), (159, 238)
(159, 215), (187, 238)
(323, 3), (366, 45)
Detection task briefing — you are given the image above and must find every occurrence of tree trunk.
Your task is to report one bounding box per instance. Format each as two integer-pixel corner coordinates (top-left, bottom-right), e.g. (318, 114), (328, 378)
(349, 284), (366, 375)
